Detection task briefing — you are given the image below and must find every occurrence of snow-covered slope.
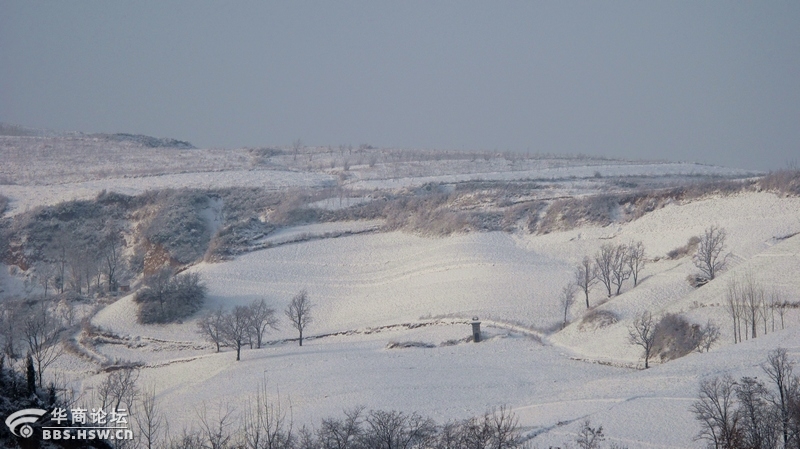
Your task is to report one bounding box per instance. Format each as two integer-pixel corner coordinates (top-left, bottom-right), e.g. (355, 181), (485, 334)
(78, 191), (800, 447)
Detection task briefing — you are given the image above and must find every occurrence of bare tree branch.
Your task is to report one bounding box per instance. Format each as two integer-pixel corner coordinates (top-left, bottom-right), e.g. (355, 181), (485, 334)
(285, 290), (313, 347)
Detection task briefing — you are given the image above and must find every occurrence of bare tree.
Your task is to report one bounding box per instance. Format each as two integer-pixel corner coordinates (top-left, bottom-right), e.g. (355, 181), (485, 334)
(32, 262), (55, 298)
(0, 300), (23, 359)
(248, 299), (279, 349)
(575, 420), (605, 449)
(726, 277), (742, 344)
(140, 268), (174, 320)
(775, 292), (787, 331)
(97, 367), (140, 412)
(594, 244), (615, 298)
(626, 241), (646, 287)
(23, 301), (65, 388)
(242, 382), (295, 449)
(693, 225), (728, 280)
(724, 273), (767, 343)
(560, 283), (577, 329)
(483, 406), (522, 449)
(763, 348), (794, 447)
(610, 244), (631, 296)
(67, 244), (85, 294)
(742, 273), (764, 340)
(768, 291), (779, 333)
(628, 311), (656, 369)
(166, 429), (204, 449)
(196, 401), (236, 449)
(436, 421), (462, 449)
(761, 295), (770, 337)
(297, 426), (316, 449)
(293, 139), (303, 162)
(363, 410), (436, 449)
(197, 307), (227, 353)
(56, 299), (75, 328)
(222, 305), (251, 361)
(735, 376), (777, 449)
(50, 231), (70, 294)
(80, 248), (99, 296)
(691, 375), (740, 449)
(318, 406), (364, 449)
(285, 290), (313, 347)
(696, 320), (721, 353)
(574, 256), (597, 309)
(101, 227), (125, 293)
(135, 269), (206, 325)
(740, 299), (751, 342)
(134, 383), (164, 449)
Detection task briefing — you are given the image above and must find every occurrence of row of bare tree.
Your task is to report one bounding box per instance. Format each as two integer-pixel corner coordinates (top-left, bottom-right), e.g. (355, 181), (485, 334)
(561, 226), (732, 354)
(197, 299), (279, 361)
(197, 290), (314, 361)
(169, 392), (522, 449)
(692, 348), (800, 449)
(32, 226), (126, 298)
(559, 241), (646, 329)
(60, 365), (525, 449)
(573, 241), (646, 308)
(726, 274), (789, 344)
(569, 225), (726, 313)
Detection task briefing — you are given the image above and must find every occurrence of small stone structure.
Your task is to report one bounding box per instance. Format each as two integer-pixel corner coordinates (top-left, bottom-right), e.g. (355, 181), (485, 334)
(471, 317), (481, 342)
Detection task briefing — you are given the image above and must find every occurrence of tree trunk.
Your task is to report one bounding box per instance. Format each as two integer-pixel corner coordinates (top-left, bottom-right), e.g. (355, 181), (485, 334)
(37, 358), (43, 389)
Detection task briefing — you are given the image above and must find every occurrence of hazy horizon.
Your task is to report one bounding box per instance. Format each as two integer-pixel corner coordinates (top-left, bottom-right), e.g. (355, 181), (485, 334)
(2, 1), (798, 171)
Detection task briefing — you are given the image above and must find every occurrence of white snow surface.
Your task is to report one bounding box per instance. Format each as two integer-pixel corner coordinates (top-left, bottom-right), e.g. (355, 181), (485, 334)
(2, 135), (793, 447)
(78, 191), (800, 447)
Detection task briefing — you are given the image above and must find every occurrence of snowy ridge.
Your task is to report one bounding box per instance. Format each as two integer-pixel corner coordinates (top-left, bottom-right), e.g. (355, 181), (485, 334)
(73, 191), (800, 446)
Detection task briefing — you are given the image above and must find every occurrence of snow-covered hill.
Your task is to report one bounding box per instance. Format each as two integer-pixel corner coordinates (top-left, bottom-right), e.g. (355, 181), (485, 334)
(83, 191), (800, 447)
(2, 132), (798, 447)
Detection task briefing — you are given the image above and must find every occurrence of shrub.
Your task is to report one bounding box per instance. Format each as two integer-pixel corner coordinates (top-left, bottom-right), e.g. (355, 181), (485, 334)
(206, 218), (275, 260)
(579, 309), (619, 331)
(538, 195), (619, 234)
(143, 190), (212, 264)
(134, 270), (207, 324)
(667, 236), (701, 260)
(758, 169), (800, 196)
(652, 313), (702, 362)
(3, 199), (125, 270)
(686, 274), (709, 288)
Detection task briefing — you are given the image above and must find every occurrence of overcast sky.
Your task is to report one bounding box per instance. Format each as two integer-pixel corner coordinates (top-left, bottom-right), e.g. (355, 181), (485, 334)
(1, 2), (798, 170)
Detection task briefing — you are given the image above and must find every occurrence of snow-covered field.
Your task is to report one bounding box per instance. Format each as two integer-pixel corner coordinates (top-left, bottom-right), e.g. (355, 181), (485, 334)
(2, 135), (798, 447)
(0, 134), (756, 216)
(83, 191), (800, 447)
